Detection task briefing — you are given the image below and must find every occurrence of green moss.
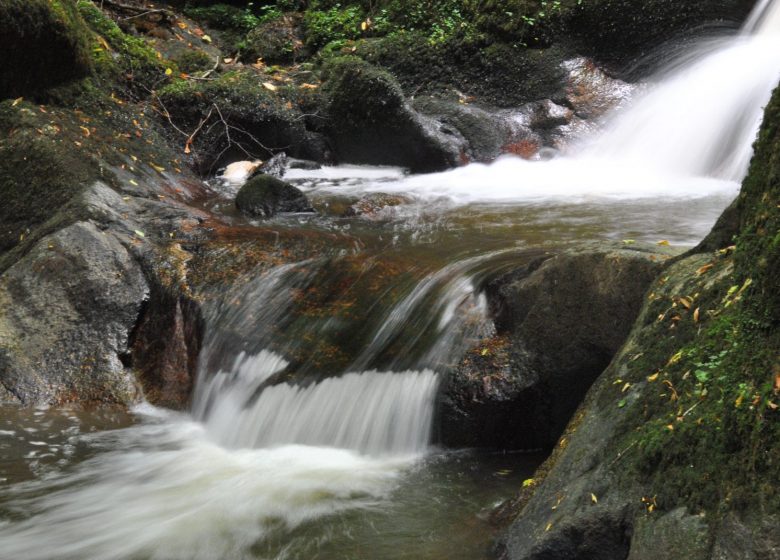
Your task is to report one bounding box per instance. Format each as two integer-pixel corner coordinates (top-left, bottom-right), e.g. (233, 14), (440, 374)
(173, 50), (215, 74)
(321, 56), (404, 127)
(610, 84), (780, 519)
(0, 0), (93, 99)
(0, 101), (98, 254)
(77, 0), (173, 95)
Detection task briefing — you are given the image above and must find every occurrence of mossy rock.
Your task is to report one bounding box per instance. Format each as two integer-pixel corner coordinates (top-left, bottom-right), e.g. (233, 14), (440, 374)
(77, 0), (172, 95)
(321, 56), (458, 171)
(172, 49), (214, 74)
(0, 103), (97, 253)
(355, 34), (570, 108)
(0, 0), (93, 100)
(157, 71), (309, 173)
(243, 15), (305, 64)
(235, 174), (313, 218)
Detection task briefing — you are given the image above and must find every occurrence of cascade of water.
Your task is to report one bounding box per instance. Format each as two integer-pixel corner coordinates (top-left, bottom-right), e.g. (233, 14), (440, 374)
(744, 0), (780, 35)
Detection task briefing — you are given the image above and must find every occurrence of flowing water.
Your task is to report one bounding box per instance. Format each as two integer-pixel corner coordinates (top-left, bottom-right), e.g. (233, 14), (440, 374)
(2, 3), (780, 559)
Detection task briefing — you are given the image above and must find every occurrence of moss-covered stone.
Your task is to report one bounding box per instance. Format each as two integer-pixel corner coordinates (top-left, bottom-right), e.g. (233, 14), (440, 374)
(500, 81), (780, 559)
(172, 49), (215, 74)
(235, 174), (313, 218)
(0, 102), (98, 253)
(321, 56), (458, 170)
(77, 0), (172, 95)
(244, 14), (305, 64)
(0, 0), (93, 100)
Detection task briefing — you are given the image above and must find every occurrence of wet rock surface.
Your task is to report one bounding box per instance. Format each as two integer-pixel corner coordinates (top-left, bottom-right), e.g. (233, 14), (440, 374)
(439, 243), (674, 451)
(0, 221), (148, 405)
(235, 174), (313, 218)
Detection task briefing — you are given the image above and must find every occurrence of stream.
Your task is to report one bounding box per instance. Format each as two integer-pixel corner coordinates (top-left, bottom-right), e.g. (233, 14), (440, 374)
(0, 2), (779, 559)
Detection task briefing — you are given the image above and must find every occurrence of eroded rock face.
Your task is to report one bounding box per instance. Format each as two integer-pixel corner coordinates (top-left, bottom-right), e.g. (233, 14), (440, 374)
(439, 243), (673, 450)
(0, 221), (148, 405)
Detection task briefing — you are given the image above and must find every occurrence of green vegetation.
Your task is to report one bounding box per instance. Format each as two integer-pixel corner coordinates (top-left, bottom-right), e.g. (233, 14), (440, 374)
(77, 0), (173, 94)
(613, 85), (780, 517)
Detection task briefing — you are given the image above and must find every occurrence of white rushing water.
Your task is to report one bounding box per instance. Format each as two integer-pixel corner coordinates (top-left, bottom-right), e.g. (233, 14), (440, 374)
(2, 2), (780, 558)
(288, 5), (780, 206)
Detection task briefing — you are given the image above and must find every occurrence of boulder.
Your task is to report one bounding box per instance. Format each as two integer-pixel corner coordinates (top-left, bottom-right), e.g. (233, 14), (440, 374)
(321, 56), (460, 172)
(439, 243), (673, 450)
(0, 221), (148, 405)
(0, 0), (93, 100)
(235, 174), (313, 218)
(243, 14), (305, 64)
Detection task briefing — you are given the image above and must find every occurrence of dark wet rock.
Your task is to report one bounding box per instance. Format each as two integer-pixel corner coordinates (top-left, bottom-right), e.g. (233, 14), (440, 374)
(628, 508), (710, 560)
(235, 174), (313, 218)
(344, 193), (413, 219)
(289, 158), (322, 171)
(0, 221), (148, 405)
(321, 56), (459, 172)
(440, 243), (673, 451)
(130, 272), (203, 410)
(0, 0), (93, 100)
(560, 0), (755, 72)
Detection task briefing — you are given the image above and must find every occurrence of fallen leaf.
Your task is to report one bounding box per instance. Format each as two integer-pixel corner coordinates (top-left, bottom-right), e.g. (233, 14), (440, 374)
(591, 493), (598, 504)
(223, 57), (234, 64)
(657, 240), (670, 246)
(696, 263), (714, 275)
(150, 163), (166, 173)
(12, 97), (23, 107)
(165, 68), (173, 76)
(202, 34), (212, 44)
(79, 126), (91, 137)
(545, 522), (553, 532)
(133, 230), (145, 238)
(647, 372), (660, 382)
(622, 239), (635, 245)
(693, 307), (700, 323)
(262, 82), (278, 92)
(300, 83), (319, 89)
(622, 383), (631, 393)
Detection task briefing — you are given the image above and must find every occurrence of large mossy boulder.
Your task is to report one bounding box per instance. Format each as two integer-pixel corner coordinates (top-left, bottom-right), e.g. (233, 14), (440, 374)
(321, 56), (459, 171)
(498, 83), (780, 559)
(235, 174), (313, 218)
(439, 243), (671, 451)
(0, 0), (93, 100)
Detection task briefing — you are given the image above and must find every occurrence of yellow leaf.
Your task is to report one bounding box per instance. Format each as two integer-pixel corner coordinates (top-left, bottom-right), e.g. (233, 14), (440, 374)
(165, 68), (173, 76)
(361, 20), (368, 31)
(133, 230), (145, 238)
(693, 307), (700, 323)
(522, 478), (535, 488)
(696, 263), (714, 275)
(129, 179), (139, 186)
(622, 239), (635, 245)
(667, 350), (683, 366)
(223, 57), (234, 64)
(647, 372), (660, 382)
(621, 382), (631, 393)
(150, 163), (166, 173)
(481, 348), (489, 356)
(262, 82), (278, 92)
(545, 522), (553, 532)
(79, 126), (91, 137)
(202, 34), (212, 43)
(657, 240), (670, 246)
(300, 83), (319, 89)
(12, 97), (23, 107)
(591, 493), (598, 504)
(735, 394), (744, 408)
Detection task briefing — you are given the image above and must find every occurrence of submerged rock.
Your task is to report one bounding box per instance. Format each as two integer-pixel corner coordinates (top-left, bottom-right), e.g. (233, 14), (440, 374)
(235, 175), (313, 218)
(439, 243), (674, 451)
